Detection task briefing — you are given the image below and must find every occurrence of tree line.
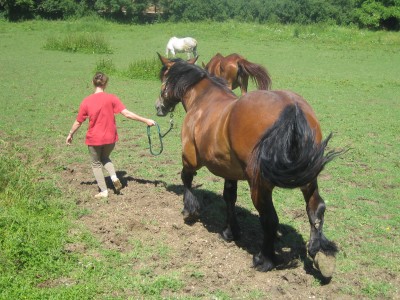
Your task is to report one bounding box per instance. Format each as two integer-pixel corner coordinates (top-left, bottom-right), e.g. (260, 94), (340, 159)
(1, 0), (399, 30)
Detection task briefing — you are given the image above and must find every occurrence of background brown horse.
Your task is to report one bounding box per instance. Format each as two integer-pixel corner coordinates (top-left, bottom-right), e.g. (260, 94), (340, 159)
(155, 54), (342, 280)
(203, 53), (272, 94)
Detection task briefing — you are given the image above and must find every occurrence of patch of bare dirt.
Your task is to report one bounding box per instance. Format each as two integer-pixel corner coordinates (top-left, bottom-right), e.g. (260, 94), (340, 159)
(61, 164), (349, 299)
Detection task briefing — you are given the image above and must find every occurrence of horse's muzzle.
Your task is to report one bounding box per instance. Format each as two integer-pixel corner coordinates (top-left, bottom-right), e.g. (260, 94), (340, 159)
(155, 99), (168, 117)
(156, 109), (166, 117)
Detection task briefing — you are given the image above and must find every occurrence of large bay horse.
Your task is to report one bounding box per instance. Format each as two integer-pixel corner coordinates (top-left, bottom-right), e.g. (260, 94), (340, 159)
(155, 54), (342, 279)
(166, 37), (198, 59)
(204, 53), (271, 95)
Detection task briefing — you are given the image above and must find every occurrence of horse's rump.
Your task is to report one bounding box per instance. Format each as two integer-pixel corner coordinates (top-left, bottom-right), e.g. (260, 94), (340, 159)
(183, 37), (197, 47)
(248, 103), (338, 189)
(204, 53), (271, 93)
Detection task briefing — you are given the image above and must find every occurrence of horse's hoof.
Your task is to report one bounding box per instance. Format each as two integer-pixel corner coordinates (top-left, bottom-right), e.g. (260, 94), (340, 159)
(314, 251), (336, 279)
(219, 230), (234, 242)
(306, 241), (318, 259)
(219, 226), (240, 242)
(181, 209), (199, 223)
(253, 252), (275, 272)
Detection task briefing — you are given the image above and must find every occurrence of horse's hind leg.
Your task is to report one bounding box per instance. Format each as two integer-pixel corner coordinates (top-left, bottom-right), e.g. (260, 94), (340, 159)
(221, 179), (240, 241)
(301, 180), (337, 278)
(181, 168), (201, 222)
(252, 185), (279, 272)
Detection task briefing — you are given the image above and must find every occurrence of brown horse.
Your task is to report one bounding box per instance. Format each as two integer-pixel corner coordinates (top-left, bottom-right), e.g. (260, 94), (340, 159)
(203, 53), (272, 95)
(155, 54), (342, 279)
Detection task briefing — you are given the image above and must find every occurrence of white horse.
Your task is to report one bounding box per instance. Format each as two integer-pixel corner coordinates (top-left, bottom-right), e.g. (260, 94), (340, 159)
(166, 37), (198, 59)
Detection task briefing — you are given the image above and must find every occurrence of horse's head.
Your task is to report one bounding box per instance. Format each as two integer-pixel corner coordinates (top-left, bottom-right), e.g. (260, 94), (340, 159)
(155, 53), (198, 116)
(155, 79), (176, 117)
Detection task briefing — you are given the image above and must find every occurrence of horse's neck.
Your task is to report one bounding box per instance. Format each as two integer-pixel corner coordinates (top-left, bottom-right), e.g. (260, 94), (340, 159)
(182, 80), (236, 112)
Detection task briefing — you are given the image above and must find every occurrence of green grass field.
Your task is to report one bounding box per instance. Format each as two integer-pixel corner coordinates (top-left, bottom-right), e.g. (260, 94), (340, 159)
(0, 18), (399, 299)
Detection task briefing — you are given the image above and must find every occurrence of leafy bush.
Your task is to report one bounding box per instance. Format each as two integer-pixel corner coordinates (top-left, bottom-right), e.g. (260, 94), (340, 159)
(44, 33), (113, 54)
(124, 57), (161, 80)
(1, 0), (399, 30)
(160, 0), (356, 25)
(354, 0), (400, 30)
(95, 57), (117, 75)
(36, 0), (77, 19)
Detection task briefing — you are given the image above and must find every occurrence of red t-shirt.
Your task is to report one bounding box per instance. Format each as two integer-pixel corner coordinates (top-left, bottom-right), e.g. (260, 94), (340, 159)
(76, 92), (126, 146)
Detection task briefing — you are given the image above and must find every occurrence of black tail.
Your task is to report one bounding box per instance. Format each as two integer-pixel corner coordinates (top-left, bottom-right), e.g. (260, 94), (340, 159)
(251, 104), (341, 189)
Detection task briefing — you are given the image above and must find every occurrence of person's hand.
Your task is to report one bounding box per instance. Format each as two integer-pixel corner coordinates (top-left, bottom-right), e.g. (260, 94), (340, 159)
(146, 119), (156, 126)
(66, 133), (73, 145)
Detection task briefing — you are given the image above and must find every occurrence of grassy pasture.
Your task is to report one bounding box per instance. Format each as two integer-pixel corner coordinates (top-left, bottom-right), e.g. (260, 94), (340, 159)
(0, 18), (399, 299)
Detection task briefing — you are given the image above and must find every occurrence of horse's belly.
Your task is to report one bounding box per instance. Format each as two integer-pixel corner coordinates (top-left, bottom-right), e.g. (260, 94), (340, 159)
(207, 165), (246, 180)
(202, 154), (246, 180)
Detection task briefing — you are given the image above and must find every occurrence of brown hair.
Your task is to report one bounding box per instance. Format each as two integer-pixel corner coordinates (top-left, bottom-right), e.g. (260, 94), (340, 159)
(92, 72), (109, 88)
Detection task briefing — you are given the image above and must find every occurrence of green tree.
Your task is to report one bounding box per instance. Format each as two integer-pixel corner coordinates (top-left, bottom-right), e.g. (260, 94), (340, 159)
(0, 0), (94, 20)
(94, 0), (150, 22)
(0, 0), (35, 20)
(36, 0), (77, 19)
(354, 0), (400, 29)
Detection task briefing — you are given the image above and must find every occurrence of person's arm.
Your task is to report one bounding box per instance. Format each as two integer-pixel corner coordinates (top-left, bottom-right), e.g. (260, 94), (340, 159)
(66, 120), (82, 145)
(120, 109), (156, 126)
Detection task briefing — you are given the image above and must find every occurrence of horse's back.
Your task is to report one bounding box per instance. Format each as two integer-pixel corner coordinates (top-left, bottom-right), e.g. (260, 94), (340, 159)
(224, 53), (245, 62)
(228, 90), (322, 163)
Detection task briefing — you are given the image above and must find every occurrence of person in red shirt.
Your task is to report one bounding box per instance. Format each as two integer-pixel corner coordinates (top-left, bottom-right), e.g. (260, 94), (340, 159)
(66, 72), (156, 198)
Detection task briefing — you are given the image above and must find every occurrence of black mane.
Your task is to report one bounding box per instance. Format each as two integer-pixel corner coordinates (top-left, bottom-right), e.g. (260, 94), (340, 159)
(161, 59), (234, 100)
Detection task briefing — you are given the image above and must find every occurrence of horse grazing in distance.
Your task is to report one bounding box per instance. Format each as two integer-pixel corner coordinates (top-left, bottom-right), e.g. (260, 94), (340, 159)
(166, 37), (198, 59)
(155, 53), (343, 280)
(204, 53), (271, 95)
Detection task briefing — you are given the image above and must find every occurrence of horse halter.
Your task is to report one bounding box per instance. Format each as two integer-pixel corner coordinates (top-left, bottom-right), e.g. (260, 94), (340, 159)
(160, 80), (169, 100)
(159, 78), (179, 113)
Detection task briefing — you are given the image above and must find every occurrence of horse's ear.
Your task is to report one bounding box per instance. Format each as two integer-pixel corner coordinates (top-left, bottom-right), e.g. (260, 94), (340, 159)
(187, 56), (199, 65)
(157, 52), (173, 68)
(201, 62), (206, 68)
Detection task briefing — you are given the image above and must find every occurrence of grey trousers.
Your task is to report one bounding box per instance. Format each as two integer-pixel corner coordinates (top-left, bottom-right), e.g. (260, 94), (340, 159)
(88, 143), (117, 192)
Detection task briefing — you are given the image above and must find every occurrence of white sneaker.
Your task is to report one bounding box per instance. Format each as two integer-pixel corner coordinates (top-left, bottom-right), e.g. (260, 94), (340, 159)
(94, 190), (108, 199)
(113, 179), (122, 192)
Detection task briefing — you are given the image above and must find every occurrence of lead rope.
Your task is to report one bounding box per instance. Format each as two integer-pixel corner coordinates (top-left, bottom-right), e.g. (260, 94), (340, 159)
(147, 113), (174, 156)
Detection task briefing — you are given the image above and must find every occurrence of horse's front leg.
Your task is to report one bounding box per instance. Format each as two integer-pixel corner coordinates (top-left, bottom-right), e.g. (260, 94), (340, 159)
(251, 183), (279, 272)
(301, 180), (338, 279)
(181, 168), (201, 223)
(220, 179), (240, 241)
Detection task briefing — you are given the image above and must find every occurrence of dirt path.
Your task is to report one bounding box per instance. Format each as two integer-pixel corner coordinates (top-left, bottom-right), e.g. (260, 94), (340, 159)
(63, 164), (349, 299)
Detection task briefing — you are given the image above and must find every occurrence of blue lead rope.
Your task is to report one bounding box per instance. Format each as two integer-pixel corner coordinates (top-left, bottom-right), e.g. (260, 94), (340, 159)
(147, 115), (174, 156)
